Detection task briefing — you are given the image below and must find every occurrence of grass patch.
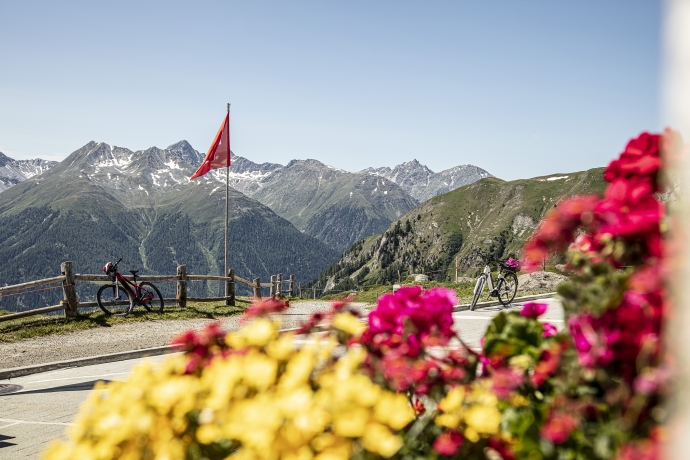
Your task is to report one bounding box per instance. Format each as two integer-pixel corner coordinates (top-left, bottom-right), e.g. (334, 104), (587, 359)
(0, 300), (246, 344)
(317, 280), (556, 305)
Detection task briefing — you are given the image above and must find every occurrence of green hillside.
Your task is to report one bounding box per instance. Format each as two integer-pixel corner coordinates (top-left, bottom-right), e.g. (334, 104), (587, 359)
(307, 168), (607, 292)
(0, 142), (339, 313)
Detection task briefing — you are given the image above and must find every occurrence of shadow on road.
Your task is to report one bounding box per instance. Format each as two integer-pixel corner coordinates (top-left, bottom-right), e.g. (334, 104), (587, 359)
(7, 379), (111, 396)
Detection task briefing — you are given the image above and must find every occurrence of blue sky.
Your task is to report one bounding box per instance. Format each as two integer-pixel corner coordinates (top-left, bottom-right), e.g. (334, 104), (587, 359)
(0, 1), (660, 180)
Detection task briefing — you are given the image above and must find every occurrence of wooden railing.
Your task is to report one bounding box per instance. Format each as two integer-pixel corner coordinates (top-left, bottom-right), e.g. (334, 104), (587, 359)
(0, 261), (295, 323)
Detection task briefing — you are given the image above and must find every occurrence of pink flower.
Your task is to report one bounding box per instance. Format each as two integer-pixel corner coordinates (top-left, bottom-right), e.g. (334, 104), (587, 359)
(491, 367), (523, 399)
(531, 344), (563, 387)
(433, 430), (464, 456)
(633, 367), (670, 396)
(520, 302), (548, 319)
(243, 298), (289, 319)
(542, 322), (558, 337)
(615, 438), (660, 460)
(540, 411), (578, 444)
(604, 132), (661, 185)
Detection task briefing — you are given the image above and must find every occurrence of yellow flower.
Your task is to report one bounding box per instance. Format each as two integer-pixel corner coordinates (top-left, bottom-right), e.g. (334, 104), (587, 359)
(438, 385), (465, 412)
(374, 393), (415, 430)
(508, 354), (532, 371)
(464, 405), (501, 435)
(243, 318), (279, 347)
(196, 424), (223, 444)
(243, 351), (278, 390)
(282, 445), (314, 460)
(279, 347), (317, 391)
(332, 407), (371, 437)
(266, 331), (296, 360)
(435, 413), (461, 429)
(362, 422), (403, 458)
(333, 313), (366, 336)
(510, 394), (530, 407)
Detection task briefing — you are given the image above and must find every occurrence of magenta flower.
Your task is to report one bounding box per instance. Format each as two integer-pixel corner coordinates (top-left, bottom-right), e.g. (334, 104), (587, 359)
(541, 411), (578, 444)
(491, 367), (523, 399)
(542, 322), (558, 337)
(521, 301), (548, 319)
(432, 430), (464, 456)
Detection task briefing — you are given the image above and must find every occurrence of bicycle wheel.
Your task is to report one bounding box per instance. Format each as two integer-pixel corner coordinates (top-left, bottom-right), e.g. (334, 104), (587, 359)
(97, 284), (134, 316)
(470, 276), (485, 311)
(498, 272), (518, 306)
(139, 282), (164, 313)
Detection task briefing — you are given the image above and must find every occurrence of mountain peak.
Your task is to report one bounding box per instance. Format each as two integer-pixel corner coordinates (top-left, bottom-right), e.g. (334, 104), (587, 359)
(0, 151), (12, 167)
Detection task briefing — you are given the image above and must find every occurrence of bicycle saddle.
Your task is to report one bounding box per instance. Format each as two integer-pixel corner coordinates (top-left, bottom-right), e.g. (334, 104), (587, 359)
(129, 270), (139, 276)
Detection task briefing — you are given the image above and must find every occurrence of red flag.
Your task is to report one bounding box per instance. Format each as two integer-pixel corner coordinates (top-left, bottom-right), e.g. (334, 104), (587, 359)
(190, 113), (230, 180)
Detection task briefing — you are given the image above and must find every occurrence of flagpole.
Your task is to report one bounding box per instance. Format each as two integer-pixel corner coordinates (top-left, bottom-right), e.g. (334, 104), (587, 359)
(225, 103), (230, 294)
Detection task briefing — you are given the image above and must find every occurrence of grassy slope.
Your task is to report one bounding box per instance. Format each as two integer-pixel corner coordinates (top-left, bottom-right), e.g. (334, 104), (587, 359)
(308, 168), (607, 291)
(0, 301), (245, 343)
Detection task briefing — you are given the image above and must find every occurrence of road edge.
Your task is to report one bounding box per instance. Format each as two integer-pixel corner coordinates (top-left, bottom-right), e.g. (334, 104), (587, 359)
(1, 295), (556, 380)
(0, 346), (175, 380)
(453, 292), (556, 312)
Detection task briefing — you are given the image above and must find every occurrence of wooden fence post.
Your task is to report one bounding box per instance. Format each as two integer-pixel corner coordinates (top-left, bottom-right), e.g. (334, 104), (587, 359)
(61, 261), (79, 317)
(270, 275), (276, 298)
(313, 286), (316, 300)
(277, 273), (283, 298)
(226, 268), (235, 306)
(253, 277), (261, 299)
(289, 275), (295, 297)
(177, 265), (187, 309)
(298, 282), (302, 298)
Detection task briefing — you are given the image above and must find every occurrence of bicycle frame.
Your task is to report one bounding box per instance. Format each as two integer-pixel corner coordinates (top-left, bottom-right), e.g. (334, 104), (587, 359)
(112, 272), (151, 303)
(474, 264), (508, 298)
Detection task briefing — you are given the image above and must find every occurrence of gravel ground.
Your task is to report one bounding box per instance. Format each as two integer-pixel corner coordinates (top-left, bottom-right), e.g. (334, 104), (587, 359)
(0, 302), (368, 370)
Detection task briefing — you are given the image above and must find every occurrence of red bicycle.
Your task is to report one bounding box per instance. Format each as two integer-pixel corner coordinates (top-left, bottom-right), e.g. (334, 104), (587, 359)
(97, 258), (164, 316)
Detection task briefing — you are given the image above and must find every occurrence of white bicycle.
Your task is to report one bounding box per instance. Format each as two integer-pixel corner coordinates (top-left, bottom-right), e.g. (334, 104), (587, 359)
(469, 252), (519, 310)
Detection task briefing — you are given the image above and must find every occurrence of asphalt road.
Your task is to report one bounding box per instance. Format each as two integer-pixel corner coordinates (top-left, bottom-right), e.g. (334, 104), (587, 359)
(0, 298), (563, 459)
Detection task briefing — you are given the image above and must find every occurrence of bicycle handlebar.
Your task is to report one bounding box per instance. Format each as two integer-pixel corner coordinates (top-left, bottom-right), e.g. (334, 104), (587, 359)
(108, 258), (123, 274)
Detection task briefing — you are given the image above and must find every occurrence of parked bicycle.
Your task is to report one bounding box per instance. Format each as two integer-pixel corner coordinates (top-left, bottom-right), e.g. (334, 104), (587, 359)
(97, 258), (164, 316)
(469, 252), (519, 310)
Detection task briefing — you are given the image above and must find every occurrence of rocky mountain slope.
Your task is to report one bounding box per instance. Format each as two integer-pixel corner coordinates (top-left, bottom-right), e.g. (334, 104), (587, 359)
(307, 168), (607, 292)
(361, 159), (492, 202)
(0, 141), (339, 312)
(247, 160), (418, 252)
(0, 151), (57, 192)
(212, 156), (418, 253)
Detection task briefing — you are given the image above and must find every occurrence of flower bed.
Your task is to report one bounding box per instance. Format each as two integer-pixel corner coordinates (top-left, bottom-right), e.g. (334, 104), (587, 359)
(45, 131), (671, 460)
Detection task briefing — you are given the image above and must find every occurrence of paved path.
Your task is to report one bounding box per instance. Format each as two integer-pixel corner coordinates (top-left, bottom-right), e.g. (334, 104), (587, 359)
(0, 298), (563, 459)
(454, 297), (565, 350)
(0, 356), (169, 459)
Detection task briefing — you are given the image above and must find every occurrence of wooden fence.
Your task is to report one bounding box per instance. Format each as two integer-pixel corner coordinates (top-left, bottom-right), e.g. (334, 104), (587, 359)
(0, 261), (295, 323)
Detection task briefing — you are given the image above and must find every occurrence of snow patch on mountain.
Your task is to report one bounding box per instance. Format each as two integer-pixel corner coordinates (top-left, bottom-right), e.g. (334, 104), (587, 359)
(360, 160), (492, 201)
(0, 151), (58, 193)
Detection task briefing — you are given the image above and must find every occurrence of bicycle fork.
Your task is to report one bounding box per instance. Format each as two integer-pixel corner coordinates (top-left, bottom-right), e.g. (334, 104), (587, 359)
(113, 281), (122, 300)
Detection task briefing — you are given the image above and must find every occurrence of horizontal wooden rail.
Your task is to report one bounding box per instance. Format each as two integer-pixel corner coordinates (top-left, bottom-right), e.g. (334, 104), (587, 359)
(1, 262), (291, 320)
(234, 275), (254, 286)
(74, 274), (180, 282)
(0, 304), (65, 322)
(0, 276), (66, 294)
(186, 275), (232, 282)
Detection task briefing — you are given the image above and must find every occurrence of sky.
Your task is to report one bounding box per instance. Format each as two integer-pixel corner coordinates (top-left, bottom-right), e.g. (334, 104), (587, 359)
(0, 1), (661, 180)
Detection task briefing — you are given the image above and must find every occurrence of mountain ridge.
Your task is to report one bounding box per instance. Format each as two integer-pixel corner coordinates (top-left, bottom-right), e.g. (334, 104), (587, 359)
(0, 141), (339, 313)
(306, 167), (608, 293)
(0, 150), (57, 193)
